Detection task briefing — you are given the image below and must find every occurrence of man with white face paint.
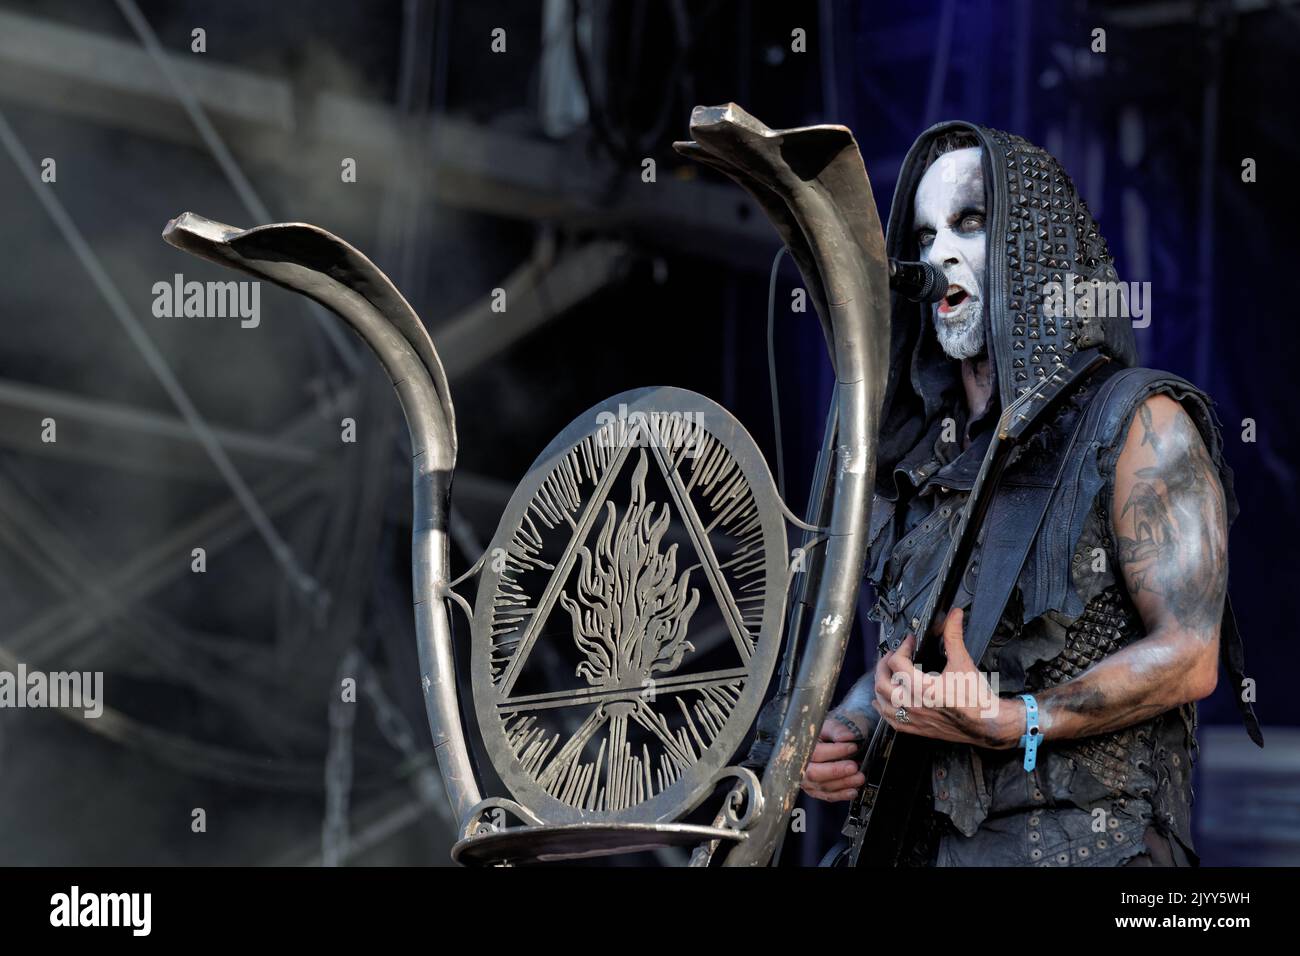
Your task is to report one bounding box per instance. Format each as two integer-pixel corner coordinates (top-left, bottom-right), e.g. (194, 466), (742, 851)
(915, 145), (989, 362)
(799, 125), (1261, 866)
(910, 141), (999, 452)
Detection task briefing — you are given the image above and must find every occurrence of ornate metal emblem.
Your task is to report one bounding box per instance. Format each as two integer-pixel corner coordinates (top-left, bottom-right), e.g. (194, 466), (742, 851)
(163, 102), (892, 865)
(471, 387), (787, 825)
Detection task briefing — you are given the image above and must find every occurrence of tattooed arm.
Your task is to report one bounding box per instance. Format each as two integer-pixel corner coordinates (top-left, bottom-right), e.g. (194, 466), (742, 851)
(804, 394), (1227, 780)
(1032, 394), (1226, 740)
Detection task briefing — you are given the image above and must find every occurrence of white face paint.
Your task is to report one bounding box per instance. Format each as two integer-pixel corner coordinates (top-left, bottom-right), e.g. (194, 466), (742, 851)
(912, 146), (987, 360)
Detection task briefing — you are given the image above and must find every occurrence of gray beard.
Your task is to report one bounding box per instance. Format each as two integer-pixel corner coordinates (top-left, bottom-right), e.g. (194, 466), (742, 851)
(934, 300), (986, 360)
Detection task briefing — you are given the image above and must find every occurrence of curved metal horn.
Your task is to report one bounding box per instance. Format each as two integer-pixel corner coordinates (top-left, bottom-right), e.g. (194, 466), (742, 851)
(673, 104), (891, 866)
(162, 212), (481, 822)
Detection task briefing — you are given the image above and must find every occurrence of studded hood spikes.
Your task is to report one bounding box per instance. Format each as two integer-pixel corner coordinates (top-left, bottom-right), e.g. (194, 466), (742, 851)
(875, 122), (1139, 495)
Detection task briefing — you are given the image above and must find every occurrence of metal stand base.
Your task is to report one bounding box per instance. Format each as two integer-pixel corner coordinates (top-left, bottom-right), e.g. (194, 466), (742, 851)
(451, 822), (744, 866)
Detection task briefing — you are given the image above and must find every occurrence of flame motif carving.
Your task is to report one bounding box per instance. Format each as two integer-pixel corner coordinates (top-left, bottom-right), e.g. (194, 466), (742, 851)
(560, 451), (701, 692)
(476, 393), (786, 821)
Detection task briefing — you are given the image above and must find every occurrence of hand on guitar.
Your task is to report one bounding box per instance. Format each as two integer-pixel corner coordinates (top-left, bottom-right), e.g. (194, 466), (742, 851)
(872, 607), (1024, 750)
(799, 711), (871, 802)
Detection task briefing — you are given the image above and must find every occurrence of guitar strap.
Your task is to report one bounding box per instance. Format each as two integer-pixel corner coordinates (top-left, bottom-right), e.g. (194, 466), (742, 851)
(960, 483), (1058, 668)
(959, 357), (1119, 668)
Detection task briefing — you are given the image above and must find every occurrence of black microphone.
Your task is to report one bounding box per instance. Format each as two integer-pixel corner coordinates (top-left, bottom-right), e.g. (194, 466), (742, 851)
(888, 258), (948, 303)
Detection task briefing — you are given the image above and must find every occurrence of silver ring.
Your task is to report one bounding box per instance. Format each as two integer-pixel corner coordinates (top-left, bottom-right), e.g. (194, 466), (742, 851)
(895, 706), (911, 724)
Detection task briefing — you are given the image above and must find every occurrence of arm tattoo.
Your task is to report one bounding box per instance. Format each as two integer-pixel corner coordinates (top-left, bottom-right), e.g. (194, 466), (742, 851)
(1115, 405), (1227, 639)
(829, 710), (869, 742)
(841, 680), (872, 712)
(836, 676), (882, 732)
(1042, 681), (1108, 717)
(1137, 403), (1160, 452)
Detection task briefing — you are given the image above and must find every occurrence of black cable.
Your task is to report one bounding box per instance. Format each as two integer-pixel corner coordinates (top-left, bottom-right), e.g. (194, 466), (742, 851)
(767, 246), (790, 500)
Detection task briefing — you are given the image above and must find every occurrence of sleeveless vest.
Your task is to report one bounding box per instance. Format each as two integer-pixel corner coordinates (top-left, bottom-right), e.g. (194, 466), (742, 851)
(863, 362), (1260, 866)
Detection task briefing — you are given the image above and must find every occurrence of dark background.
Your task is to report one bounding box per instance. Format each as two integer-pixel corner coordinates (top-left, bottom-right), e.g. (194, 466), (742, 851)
(0, 0), (1294, 866)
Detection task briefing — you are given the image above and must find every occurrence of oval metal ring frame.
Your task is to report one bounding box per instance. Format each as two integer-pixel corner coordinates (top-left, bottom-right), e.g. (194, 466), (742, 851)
(471, 386), (788, 825)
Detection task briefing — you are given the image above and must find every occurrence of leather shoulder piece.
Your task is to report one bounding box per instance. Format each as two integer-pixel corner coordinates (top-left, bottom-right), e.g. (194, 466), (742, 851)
(959, 358), (1119, 668)
(1028, 367), (1208, 621)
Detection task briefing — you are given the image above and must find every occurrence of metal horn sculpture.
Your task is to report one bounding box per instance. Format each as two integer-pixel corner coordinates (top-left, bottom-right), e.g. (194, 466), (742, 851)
(162, 103), (890, 866)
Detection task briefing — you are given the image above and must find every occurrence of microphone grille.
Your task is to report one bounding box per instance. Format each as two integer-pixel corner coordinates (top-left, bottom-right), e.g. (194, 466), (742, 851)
(920, 262), (947, 302)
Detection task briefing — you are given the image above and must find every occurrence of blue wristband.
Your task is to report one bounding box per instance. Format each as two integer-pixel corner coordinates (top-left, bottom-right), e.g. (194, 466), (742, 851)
(1019, 694), (1042, 772)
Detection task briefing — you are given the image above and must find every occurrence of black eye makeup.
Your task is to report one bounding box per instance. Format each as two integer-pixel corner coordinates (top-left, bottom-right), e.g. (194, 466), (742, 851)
(914, 208), (982, 247)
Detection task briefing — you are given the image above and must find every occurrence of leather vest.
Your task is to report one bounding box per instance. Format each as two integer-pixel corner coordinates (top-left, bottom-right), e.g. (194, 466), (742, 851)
(863, 364), (1259, 867)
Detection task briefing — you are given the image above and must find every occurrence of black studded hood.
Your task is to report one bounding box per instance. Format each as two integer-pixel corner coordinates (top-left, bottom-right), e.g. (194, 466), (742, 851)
(875, 121), (1139, 497)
